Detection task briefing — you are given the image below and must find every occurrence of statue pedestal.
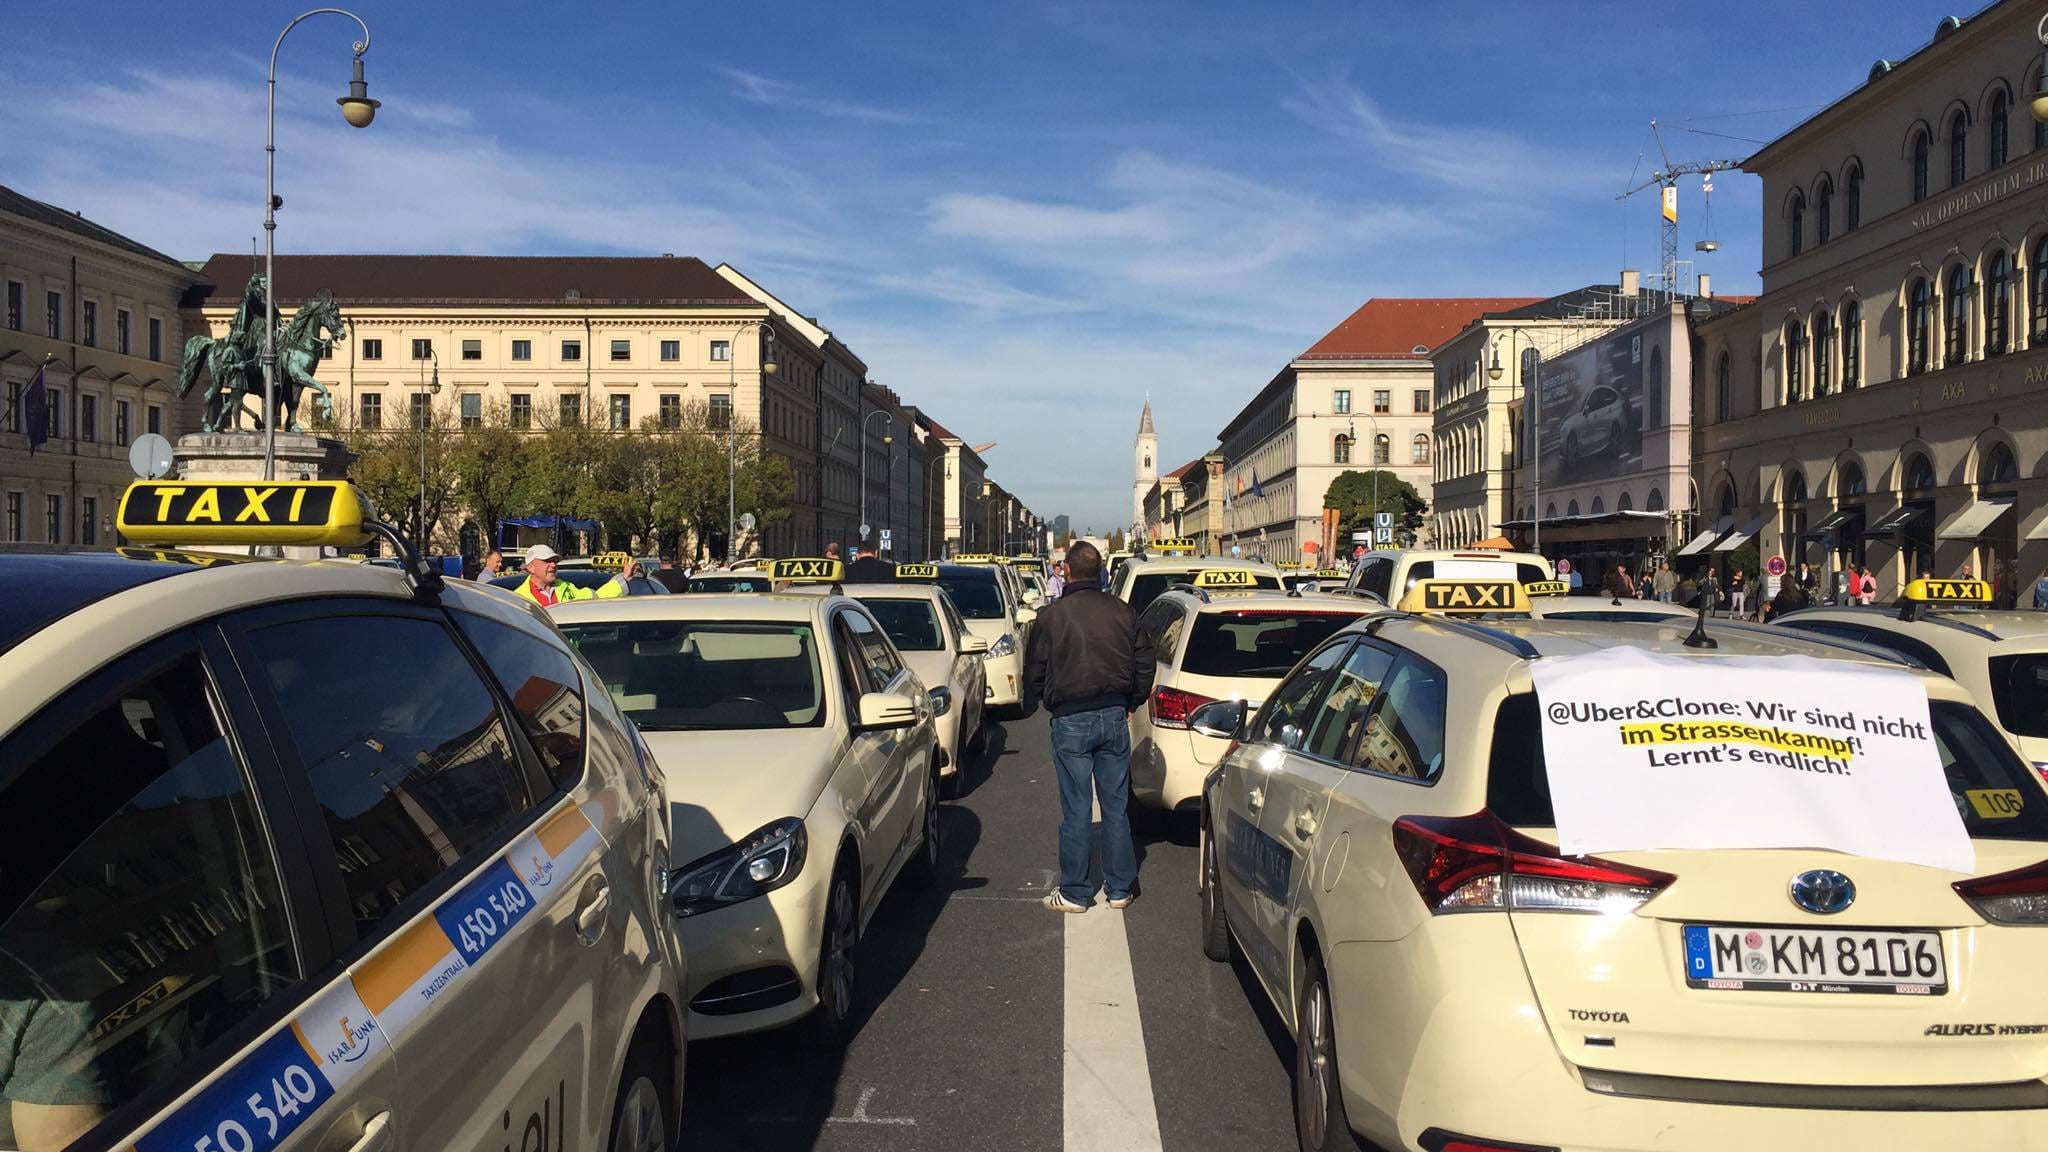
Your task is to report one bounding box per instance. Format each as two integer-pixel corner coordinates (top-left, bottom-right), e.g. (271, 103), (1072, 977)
(174, 432), (356, 482)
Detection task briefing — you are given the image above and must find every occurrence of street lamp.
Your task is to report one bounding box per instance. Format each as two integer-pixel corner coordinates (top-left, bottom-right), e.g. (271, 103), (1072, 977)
(415, 347), (439, 555)
(860, 409), (891, 551)
(725, 320), (778, 560)
(2031, 15), (2048, 123)
(1490, 329), (1542, 551)
(264, 7), (378, 481)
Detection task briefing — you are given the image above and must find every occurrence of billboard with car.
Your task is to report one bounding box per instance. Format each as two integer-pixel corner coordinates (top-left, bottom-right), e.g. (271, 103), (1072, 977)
(1531, 321), (1651, 491)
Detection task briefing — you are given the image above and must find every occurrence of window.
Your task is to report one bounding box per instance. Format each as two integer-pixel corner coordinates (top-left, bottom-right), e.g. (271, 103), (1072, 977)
(1333, 433), (1351, 464)
(452, 613), (587, 791)
(708, 393), (732, 431)
(148, 316), (162, 361)
(461, 338), (481, 361)
(1840, 299), (1862, 389)
(1908, 277), (1932, 374)
(116, 308), (131, 354)
(1988, 250), (2012, 356)
(1913, 130), (1930, 201)
(1715, 351), (1731, 421)
(1949, 111), (1968, 187)
(1905, 453), (1937, 492)
(81, 496), (97, 545)
(115, 398), (130, 445)
(1412, 388), (1429, 412)
(1992, 90), (2011, 168)
(1981, 441), (2019, 486)
(1590, 496), (1604, 515)
(1304, 642), (1395, 762)
(565, 620), (826, 730)
(45, 387), (59, 438)
(359, 392), (382, 428)
(146, 404), (162, 435)
(1815, 179), (1832, 244)
(80, 393), (97, 442)
(1784, 319), (1805, 402)
(2, 380), (13, 432)
(1811, 311), (1832, 398)
(844, 610), (905, 692)
(81, 299), (97, 347)
(561, 340), (582, 362)
(609, 393), (631, 430)
(411, 338), (433, 360)
(1411, 433), (1429, 463)
(559, 393), (581, 427)
(45, 494), (62, 542)
(460, 392), (482, 429)
(1567, 499), (1580, 517)
(1372, 389), (1390, 414)
(710, 340), (731, 362)
(1845, 165), (1862, 230)
(361, 337), (382, 360)
(661, 339), (680, 362)
(410, 392), (431, 429)
(510, 393), (532, 429)
(511, 339), (532, 361)
(660, 393), (681, 428)
(1253, 640), (1351, 750)
(46, 290), (62, 339)
(1332, 389), (1351, 414)
(1373, 433), (1390, 465)
(1945, 264), (1970, 367)
(245, 614), (532, 937)
(1788, 191), (1804, 257)
(0, 651), (301, 1131)
(4, 491), (18, 541)
(4, 280), (19, 330)
(2036, 237), (2048, 347)
(611, 339), (631, 362)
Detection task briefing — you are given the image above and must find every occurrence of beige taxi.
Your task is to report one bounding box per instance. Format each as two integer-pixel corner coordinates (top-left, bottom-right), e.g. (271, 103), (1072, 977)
(1112, 554), (1284, 614)
(1777, 578), (2048, 773)
(1341, 547), (1551, 606)
(934, 562), (1035, 716)
(0, 481), (685, 1152)
(552, 562), (942, 1045)
(1128, 571), (1375, 814)
(1197, 577), (2048, 1152)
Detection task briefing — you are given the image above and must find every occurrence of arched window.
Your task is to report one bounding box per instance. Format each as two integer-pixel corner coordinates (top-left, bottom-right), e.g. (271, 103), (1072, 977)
(1815, 178), (1833, 244)
(1991, 89), (2011, 168)
(1590, 496), (1605, 515)
(1567, 499), (1580, 517)
(1838, 460), (1866, 496)
(1411, 433), (1429, 464)
(1784, 318), (1805, 402)
(1545, 502), (1557, 520)
(1332, 433), (1351, 465)
(1841, 299), (1862, 389)
(1845, 164), (1863, 230)
(1373, 433), (1390, 466)
(1617, 491), (1633, 511)
(1907, 276), (1932, 374)
(1945, 264), (1971, 367)
(2033, 236), (2048, 347)
(1949, 110), (1969, 186)
(1913, 130), (1931, 201)
(1715, 351), (1731, 422)
(1811, 310), (1833, 397)
(1646, 488), (1664, 512)
(1981, 441), (2019, 485)
(1787, 191), (1805, 258)
(1782, 470), (1809, 553)
(1717, 484), (1737, 518)
(1904, 453), (1937, 492)
(1987, 250), (2012, 356)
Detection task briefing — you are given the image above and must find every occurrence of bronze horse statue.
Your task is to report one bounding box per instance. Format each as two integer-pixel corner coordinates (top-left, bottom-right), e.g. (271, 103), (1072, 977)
(178, 277), (345, 433)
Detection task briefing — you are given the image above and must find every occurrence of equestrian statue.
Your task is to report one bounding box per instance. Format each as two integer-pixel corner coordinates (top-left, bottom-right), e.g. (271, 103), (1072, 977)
(177, 273), (346, 433)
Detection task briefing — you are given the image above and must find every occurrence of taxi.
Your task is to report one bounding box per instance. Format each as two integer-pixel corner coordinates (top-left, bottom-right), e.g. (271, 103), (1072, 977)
(1776, 578), (2048, 773)
(681, 571), (774, 594)
(1521, 578), (1698, 622)
(1010, 554), (1048, 580)
(0, 481), (685, 1152)
(1341, 547), (1551, 606)
(1112, 554), (1284, 614)
(1129, 571), (1375, 814)
(934, 562), (1036, 716)
(955, 553), (1030, 613)
(1195, 578), (2048, 1152)
(550, 561), (942, 1044)
(792, 563), (989, 793)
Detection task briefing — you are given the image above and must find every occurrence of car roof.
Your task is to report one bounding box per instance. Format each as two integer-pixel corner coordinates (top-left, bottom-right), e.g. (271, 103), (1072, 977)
(1157, 588), (1376, 615)
(0, 550), (235, 657)
(1525, 596), (1694, 620)
(836, 582), (947, 602)
(549, 591), (838, 625)
(1780, 605), (2048, 644)
(1123, 556), (1280, 572)
(1361, 548), (1550, 567)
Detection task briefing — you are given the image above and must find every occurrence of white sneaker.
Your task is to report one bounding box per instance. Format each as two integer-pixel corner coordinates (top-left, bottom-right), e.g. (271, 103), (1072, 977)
(1043, 891), (1088, 913)
(1106, 893), (1135, 909)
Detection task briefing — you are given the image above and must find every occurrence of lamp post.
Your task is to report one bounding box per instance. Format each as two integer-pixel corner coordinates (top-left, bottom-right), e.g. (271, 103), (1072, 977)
(926, 450), (948, 559)
(1490, 329), (1542, 551)
(415, 347), (439, 555)
(860, 409), (891, 550)
(264, 7), (379, 481)
(2031, 15), (2048, 123)
(725, 320), (778, 560)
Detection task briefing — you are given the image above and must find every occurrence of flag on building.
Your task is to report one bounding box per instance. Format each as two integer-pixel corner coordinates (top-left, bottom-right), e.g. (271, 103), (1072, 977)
(1251, 470), (1265, 500)
(22, 361), (49, 455)
(1661, 184), (1678, 224)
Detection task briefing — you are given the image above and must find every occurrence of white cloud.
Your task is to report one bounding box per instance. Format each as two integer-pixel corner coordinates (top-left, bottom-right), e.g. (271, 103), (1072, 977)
(721, 67), (915, 125)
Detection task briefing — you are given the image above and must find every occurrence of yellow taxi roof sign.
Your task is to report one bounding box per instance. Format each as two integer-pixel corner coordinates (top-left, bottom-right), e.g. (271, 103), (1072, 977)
(1314, 568), (1347, 579)
(895, 563), (940, 581)
(769, 558), (843, 584)
(951, 553), (996, 563)
(1192, 568), (1259, 589)
(1275, 560), (1304, 569)
(591, 551), (632, 570)
(1903, 578), (1992, 605)
(1396, 578), (1529, 615)
(1523, 579), (1571, 598)
(117, 480), (372, 548)
(1152, 538), (1197, 553)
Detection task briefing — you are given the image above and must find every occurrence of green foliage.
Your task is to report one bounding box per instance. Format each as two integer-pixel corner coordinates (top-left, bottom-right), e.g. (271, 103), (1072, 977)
(1322, 470), (1428, 545)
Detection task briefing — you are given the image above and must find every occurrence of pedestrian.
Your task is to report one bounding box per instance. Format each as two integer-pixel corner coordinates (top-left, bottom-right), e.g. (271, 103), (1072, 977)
(509, 544), (635, 606)
(1567, 565), (1582, 591)
(1797, 561), (1816, 595)
(845, 544), (894, 583)
(825, 542), (842, 561)
(1770, 576), (1809, 619)
(1700, 565), (1721, 615)
(1857, 564), (1878, 605)
(1728, 568), (1748, 619)
(2034, 569), (2048, 609)
(478, 549), (504, 580)
(1024, 541), (1154, 913)
(1045, 561), (1067, 600)
(1653, 562), (1676, 603)
(1602, 566), (1632, 601)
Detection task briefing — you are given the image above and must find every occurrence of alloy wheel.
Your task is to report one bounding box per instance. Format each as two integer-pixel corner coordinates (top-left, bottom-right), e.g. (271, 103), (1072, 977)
(610, 1074), (666, 1152)
(822, 878), (857, 1024)
(1296, 979), (1332, 1150)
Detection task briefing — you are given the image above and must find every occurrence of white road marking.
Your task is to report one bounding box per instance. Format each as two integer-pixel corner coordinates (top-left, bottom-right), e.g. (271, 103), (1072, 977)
(1063, 795), (1163, 1152)
(825, 1086), (916, 1126)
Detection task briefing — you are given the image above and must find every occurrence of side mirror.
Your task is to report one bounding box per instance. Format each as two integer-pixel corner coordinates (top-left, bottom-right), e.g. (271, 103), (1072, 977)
(1015, 606), (1038, 626)
(927, 686), (954, 717)
(1188, 699), (1247, 740)
(857, 691), (920, 731)
(1023, 591), (1045, 609)
(959, 634), (990, 655)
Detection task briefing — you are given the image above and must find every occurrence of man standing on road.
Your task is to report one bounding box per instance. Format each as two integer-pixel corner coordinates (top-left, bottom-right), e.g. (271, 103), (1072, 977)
(510, 544), (635, 607)
(845, 544), (893, 583)
(1025, 541), (1155, 913)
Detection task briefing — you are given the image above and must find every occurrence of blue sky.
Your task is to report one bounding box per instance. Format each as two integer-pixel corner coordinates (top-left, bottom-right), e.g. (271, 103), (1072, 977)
(1, 1), (1971, 530)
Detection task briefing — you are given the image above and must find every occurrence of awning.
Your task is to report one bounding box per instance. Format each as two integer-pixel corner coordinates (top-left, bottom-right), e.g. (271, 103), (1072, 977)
(1936, 497), (2016, 541)
(1713, 515), (1768, 552)
(2026, 513), (2048, 541)
(1676, 516), (1733, 556)
(1803, 508), (1861, 536)
(499, 515), (600, 532)
(1866, 503), (1929, 534)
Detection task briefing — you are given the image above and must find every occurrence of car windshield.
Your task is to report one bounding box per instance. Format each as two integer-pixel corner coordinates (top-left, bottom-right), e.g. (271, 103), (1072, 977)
(1180, 610), (1363, 678)
(936, 576), (1005, 619)
(1486, 693), (2048, 841)
(689, 576), (772, 593)
(1128, 570), (1280, 613)
(559, 621), (824, 731)
(1988, 654), (2048, 738)
(860, 597), (944, 651)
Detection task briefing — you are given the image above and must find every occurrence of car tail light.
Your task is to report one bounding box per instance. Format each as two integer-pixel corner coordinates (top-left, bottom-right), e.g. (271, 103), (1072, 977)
(1954, 859), (2048, 925)
(1419, 1130), (1557, 1152)
(1393, 811), (1673, 915)
(1149, 686), (1215, 729)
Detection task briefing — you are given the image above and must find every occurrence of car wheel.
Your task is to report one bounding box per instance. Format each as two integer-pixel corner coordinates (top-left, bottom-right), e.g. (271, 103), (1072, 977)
(807, 868), (860, 1047)
(607, 1031), (673, 1152)
(1294, 953), (1361, 1152)
(1200, 817), (1232, 963)
(1563, 431), (1579, 463)
(906, 762), (942, 888)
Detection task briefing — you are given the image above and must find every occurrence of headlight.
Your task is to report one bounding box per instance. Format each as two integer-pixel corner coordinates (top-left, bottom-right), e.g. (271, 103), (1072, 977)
(989, 633), (1016, 658)
(928, 686), (953, 716)
(668, 817), (807, 917)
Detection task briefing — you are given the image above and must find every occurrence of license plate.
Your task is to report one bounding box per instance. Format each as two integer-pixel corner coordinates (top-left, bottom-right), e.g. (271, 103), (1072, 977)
(1681, 925), (1946, 994)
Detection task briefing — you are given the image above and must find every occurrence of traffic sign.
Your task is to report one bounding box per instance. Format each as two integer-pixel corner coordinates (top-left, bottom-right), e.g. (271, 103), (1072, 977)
(859, 523), (871, 540)
(1374, 511), (1393, 529)
(1374, 526), (1392, 544)
(880, 528), (893, 548)
(1766, 555), (1786, 577)
(128, 432), (174, 479)
(1230, 545), (1242, 556)
(1351, 531), (1371, 543)
(1555, 558), (1573, 575)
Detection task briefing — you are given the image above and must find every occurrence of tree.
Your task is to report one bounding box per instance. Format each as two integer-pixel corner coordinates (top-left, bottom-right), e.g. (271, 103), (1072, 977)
(338, 404), (461, 554)
(447, 401), (526, 555)
(1323, 469), (1428, 546)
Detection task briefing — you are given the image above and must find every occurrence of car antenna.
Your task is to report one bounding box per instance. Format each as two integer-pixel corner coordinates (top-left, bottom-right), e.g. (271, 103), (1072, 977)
(1682, 591), (1718, 649)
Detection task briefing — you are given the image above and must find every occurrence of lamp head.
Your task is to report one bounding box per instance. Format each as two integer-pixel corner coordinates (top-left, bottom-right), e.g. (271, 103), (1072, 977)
(338, 56), (380, 128)
(1487, 346), (1504, 381)
(2033, 53), (2048, 123)
(761, 327), (779, 374)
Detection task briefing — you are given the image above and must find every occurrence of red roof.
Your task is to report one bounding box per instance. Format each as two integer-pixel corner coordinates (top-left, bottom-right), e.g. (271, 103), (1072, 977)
(187, 254), (754, 308)
(1301, 297), (1542, 361)
(1164, 458), (1201, 482)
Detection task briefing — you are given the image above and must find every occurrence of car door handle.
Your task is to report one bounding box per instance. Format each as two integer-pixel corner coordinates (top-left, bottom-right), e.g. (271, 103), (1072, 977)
(343, 1112), (392, 1152)
(1294, 810), (1318, 840)
(1247, 787), (1264, 815)
(576, 881), (611, 946)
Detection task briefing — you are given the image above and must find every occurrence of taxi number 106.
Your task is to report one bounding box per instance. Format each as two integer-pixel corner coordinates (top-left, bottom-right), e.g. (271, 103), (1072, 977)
(455, 879), (530, 958)
(191, 1066), (318, 1151)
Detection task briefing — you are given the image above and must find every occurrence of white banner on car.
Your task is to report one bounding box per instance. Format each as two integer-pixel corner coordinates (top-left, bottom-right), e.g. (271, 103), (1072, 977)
(1528, 648), (1973, 873)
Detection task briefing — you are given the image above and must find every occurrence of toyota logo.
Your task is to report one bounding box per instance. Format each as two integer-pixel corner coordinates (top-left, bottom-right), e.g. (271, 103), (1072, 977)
(1789, 869), (1856, 915)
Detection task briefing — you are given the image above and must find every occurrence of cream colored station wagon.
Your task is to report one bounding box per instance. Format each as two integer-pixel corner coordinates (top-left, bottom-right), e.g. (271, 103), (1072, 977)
(1197, 578), (2048, 1152)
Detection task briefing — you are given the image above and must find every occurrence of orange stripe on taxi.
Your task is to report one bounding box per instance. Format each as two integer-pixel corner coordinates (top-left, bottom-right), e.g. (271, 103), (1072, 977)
(353, 918), (455, 1016)
(536, 803), (593, 858)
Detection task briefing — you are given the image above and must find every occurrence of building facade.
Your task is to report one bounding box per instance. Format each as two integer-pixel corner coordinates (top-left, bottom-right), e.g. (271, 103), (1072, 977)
(1694, 1), (2048, 601)
(1, 184), (202, 549)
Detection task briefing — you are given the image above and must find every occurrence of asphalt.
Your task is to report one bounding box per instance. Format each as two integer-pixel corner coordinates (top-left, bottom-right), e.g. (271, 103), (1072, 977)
(679, 714), (1306, 1152)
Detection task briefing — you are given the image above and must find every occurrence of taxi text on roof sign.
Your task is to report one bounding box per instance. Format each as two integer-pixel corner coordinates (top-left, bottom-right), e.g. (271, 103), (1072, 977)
(1275, 560), (1304, 569)
(770, 557), (844, 583)
(1192, 569), (1259, 589)
(117, 480), (372, 547)
(895, 563), (940, 581)
(1523, 579), (1571, 598)
(1397, 578), (1528, 615)
(1903, 578), (1992, 604)
(1152, 537), (1197, 552)
(591, 551), (632, 570)
(1314, 568), (1347, 579)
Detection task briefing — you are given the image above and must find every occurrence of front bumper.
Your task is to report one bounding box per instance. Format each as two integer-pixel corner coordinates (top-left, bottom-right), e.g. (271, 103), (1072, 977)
(984, 650), (1022, 707)
(677, 863), (827, 1040)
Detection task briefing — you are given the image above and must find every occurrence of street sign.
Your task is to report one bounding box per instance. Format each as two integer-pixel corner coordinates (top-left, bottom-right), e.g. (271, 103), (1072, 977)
(1374, 511), (1392, 529)
(1555, 558), (1572, 575)
(1302, 541), (1319, 555)
(1350, 531), (1371, 543)
(1374, 527), (1392, 544)
(1229, 545), (1242, 556)
(1766, 555), (1787, 577)
(859, 523), (871, 540)
(739, 512), (757, 531)
(128, 432), (174, 480)
(1352, 545), (1365, 559)
(880, 529), (893, 548)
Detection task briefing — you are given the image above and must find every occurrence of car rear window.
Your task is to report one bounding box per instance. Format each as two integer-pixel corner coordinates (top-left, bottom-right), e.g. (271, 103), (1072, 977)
(861, 597), (943, 651)
(1180, 610), (1362, 678)
(936, 576), (1005, 619)
(1988, 654), (2048, 738)
(1128, 571), (1281, 613)
(561, 621), (823, 730)
(1486, 693), (2048, 841)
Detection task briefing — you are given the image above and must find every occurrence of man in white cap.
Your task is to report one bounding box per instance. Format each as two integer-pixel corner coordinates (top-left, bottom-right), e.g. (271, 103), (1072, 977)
(510, 544), (636, 607)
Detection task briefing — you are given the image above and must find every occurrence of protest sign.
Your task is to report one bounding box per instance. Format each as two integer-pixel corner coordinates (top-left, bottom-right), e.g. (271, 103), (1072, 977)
(1528, 647), (1973, 873)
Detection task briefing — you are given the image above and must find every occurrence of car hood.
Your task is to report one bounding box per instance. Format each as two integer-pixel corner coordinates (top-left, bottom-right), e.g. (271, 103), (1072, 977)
(901, 650), (954, 688)
(640, 726), (844, 860)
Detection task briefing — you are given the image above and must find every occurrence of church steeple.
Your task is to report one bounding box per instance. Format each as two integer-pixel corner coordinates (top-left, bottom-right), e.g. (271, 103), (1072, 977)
(1133, 396), (1159, 529)
(1138, 398), (1156, 436)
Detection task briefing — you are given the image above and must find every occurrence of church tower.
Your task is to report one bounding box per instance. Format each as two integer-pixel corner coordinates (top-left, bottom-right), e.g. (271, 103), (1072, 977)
(1133, 398), (1157, 530)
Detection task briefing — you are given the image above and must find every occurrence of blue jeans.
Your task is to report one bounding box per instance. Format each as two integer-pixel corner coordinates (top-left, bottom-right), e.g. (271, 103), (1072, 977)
(1050, 705), (1138, 905)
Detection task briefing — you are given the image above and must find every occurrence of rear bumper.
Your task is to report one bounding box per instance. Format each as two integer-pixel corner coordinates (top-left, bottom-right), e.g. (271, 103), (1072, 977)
(1131, 727), (1212, 811)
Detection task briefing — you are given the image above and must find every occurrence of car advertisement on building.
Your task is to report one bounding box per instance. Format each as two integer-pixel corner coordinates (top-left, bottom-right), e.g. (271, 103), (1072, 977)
(1533, 322), (1648, 490)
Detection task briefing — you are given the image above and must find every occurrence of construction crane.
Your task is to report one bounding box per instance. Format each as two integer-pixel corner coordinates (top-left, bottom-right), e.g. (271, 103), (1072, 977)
(1617, 120), (1744, 301)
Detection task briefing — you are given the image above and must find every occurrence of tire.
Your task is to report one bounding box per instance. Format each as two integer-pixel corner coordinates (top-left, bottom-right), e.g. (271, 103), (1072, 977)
(1200, 818), (1233, 963)
(905, 762), (942, 889)
(1294, 953), (1361, 1152)
(807, 867), (860, 1047)
(607, 1029), (673, 1152)
(1563, 431), (1579, 464)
